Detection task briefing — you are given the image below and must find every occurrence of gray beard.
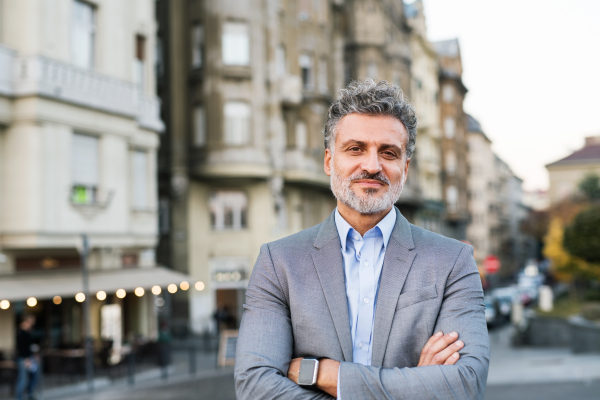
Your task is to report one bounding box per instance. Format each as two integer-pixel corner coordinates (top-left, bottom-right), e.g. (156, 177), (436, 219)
(329, 161), (405, 215)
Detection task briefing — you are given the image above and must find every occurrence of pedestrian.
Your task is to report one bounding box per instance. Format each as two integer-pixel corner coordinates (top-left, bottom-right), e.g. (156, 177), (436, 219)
(235, 79), (489, 399)
(15, 314), (40, 400)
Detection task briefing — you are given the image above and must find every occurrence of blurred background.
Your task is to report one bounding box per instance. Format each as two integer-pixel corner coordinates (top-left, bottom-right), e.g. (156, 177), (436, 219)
(0, 0), (599, 399)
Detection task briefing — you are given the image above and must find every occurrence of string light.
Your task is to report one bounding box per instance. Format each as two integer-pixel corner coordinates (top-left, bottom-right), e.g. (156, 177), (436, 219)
(167, 284), (177, 294)
(75, 293), (85, 302)
(0, 300), (9, 310)
(96, 291), (107, 301)
(116, 289), (126, 299)
(53, 296), (62, 305)
(195, 281), (205, 291)
(151, 286), (162, 295)
(180, 281), (190, 291)
(135, 287), (145, 297)
(27, 297), (37, 307)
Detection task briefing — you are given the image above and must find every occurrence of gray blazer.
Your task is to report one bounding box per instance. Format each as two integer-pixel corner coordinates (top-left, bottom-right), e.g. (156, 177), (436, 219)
(235, 208), (489, 399)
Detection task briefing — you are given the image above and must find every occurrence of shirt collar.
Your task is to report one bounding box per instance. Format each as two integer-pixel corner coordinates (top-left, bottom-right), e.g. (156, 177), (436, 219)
(334, 207), (396, 250)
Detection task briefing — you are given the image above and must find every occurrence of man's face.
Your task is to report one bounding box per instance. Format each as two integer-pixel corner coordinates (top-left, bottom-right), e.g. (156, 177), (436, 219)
(324, 114), (410, 215)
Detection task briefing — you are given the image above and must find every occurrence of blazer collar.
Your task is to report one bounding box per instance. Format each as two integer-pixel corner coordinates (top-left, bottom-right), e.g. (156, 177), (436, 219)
(314, 206), (415, 251)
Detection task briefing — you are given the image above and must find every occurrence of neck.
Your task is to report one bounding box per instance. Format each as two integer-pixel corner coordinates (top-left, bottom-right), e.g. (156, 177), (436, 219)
(337, 202), (392, 236)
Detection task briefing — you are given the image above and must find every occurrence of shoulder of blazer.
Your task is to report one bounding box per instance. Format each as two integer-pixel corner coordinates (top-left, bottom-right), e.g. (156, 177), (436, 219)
(408, 223), (472, 257)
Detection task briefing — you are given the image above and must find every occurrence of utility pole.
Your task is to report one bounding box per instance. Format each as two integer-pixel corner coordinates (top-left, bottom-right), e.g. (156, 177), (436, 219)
(81, 234), (94, 391)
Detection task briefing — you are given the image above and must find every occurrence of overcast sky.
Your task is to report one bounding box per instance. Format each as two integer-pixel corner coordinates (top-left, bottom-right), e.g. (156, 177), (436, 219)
(414, 0), (600, 191)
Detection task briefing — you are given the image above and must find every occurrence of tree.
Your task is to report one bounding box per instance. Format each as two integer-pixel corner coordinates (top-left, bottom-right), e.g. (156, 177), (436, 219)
(579, 173), (600, 200)
(564, 205), (600, 264)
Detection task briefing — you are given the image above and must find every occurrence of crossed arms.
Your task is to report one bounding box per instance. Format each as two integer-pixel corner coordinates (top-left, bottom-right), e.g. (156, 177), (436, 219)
(234, 244), (489, 399)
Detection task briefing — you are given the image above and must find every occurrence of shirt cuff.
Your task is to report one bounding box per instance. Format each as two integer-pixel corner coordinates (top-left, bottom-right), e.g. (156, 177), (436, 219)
(337, 366), (341, 399)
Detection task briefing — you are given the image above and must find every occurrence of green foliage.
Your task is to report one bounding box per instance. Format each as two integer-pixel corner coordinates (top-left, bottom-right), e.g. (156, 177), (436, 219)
(564, 205), (600, 264)
(578, 173), (600, 200)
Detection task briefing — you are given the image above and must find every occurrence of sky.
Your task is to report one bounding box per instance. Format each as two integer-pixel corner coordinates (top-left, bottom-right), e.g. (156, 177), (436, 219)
(413, 0), (600, 191)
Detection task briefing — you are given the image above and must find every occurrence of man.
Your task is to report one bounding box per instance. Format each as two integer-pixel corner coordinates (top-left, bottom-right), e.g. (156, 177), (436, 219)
(235, 79), (489, 399)
(15, 315), (40, 400)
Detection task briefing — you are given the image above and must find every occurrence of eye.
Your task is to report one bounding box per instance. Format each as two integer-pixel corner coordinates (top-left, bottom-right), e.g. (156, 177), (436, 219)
(382, 151), (398, 158)
(348, 146), (362, 152)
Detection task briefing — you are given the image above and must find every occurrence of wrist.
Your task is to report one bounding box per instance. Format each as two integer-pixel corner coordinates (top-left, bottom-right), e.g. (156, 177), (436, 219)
(315, 358), (340, 395)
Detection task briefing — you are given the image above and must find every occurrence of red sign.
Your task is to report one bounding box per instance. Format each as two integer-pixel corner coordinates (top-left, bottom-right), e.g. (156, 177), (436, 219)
(484, 255), (501, 274)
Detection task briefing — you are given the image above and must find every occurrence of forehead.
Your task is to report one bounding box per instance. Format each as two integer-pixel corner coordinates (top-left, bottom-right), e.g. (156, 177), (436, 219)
(335, 114), (408, 148)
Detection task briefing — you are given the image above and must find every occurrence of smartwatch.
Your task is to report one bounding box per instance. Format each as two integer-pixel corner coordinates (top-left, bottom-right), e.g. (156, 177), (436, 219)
(297, 358), (319, 387)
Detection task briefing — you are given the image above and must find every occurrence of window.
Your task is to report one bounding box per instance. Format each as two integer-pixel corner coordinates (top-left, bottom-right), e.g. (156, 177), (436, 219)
(71, 0), (95, 69)
(222, 22), (249, 66)
(446, 185), (458, 213)
(193, 105), (206, 147)
(299, 54), (313, 89)
(155, 36), (164, 78)
(71, 133), (99, 204)
(391, 70), (401, 87)
(446, 150), (456, 174)
(443, 84), (454, 103)
(224, 101), (251, 145)
(318, 58), (328, 93)
(131, 150), (148, 209)
(276, 45), (286, 77)
(133, 35), (146, 89)
(298, 0), (311, 20)
(367, 61), (378, 79)
(444, 117), (455, 139)
(209, 190), (248, 230)
(191, 23), (204, 68)
(295, 121), (307, 150)
(159, 198), (170, 234)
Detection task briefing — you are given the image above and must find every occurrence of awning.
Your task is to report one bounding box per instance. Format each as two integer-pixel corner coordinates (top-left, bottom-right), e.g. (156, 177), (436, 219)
(0, 267), (195, 302)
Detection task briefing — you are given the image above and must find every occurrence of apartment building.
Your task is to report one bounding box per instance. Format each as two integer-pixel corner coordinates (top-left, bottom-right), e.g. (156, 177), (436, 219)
(466, 115), (494, 263)
(0, 0), (183, 356)
(156, 0), (427, 334)
(546, 136), (600, 204)
(406, 0), (443, 233)
(433, 38), (469, 240)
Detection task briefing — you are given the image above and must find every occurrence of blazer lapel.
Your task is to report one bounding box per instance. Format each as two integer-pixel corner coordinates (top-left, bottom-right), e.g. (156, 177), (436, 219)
(371, 208), (416, 367)
(311, 212), (354, 363)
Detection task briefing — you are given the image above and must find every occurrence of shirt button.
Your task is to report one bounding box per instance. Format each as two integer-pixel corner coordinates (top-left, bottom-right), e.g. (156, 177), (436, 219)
(364, 298), (369, 304)
(358, 342), (363, 349)
(364, 261), (369, 266)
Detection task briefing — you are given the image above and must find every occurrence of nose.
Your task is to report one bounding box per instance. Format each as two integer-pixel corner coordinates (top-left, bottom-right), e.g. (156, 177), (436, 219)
(361, 148), (382, 175)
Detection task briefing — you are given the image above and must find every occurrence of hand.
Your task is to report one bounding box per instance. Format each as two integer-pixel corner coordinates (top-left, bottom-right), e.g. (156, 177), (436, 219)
(417, 331), (464, 366)
(287, 357), (302, 384)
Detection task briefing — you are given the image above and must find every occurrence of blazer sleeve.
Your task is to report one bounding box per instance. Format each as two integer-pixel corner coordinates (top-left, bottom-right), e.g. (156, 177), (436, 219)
(234, 244), (334, 400)
(338, 245), (490, 400)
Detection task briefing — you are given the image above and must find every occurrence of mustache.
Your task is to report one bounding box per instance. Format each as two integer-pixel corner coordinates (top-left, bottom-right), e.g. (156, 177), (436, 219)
(349, 171), (390, 186)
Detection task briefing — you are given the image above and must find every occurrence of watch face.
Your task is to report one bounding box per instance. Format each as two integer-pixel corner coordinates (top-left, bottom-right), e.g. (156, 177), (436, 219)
(298, 359), (318, 385)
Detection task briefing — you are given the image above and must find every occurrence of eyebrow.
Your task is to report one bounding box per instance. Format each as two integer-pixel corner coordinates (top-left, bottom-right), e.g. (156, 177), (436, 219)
(340, 140), (404, 155)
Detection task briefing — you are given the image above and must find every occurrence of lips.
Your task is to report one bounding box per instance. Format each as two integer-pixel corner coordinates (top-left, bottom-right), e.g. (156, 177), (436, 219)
(353, 179), (387, 188)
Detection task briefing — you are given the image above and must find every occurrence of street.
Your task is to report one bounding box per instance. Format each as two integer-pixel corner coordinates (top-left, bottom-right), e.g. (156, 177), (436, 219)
(56, 324), (600, 400)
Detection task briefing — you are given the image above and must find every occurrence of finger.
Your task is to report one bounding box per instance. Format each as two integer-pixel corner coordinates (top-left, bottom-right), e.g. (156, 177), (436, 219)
(421, 332), (443, 355)
(430, 340), (464, 365)
(426, 331), (459, 356)
(443, 352), (460, 365)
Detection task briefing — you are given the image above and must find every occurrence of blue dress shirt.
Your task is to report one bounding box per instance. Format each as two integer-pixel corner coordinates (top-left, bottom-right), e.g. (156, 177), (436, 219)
(334, 207), (396, 397)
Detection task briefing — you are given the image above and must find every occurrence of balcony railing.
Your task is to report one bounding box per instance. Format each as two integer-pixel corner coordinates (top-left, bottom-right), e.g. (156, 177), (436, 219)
(0, 47), (163, 132)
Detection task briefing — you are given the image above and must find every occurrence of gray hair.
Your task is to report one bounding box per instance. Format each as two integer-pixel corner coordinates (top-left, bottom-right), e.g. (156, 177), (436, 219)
(323, 79), (417, 159)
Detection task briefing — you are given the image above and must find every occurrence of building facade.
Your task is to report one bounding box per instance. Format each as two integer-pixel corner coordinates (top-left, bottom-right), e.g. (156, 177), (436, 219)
(156, 0), (427, 334)
(433, 38), (469, 240)
(546, 136), (600, 204)
(466, 115), (494, 262)
(406, 0), (443, 234)
(0, 0), (177, 357)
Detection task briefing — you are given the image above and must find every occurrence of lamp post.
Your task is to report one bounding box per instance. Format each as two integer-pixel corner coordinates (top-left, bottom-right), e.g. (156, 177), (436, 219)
(81, 234), (94, 391)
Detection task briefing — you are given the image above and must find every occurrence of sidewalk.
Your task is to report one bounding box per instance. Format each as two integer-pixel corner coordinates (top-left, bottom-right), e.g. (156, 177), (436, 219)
(487, 325), (600, 386)
(38, 349), (226, 400)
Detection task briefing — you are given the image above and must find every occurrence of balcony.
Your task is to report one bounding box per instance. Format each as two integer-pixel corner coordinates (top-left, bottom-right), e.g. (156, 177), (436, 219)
(0, 46), (163, 132)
